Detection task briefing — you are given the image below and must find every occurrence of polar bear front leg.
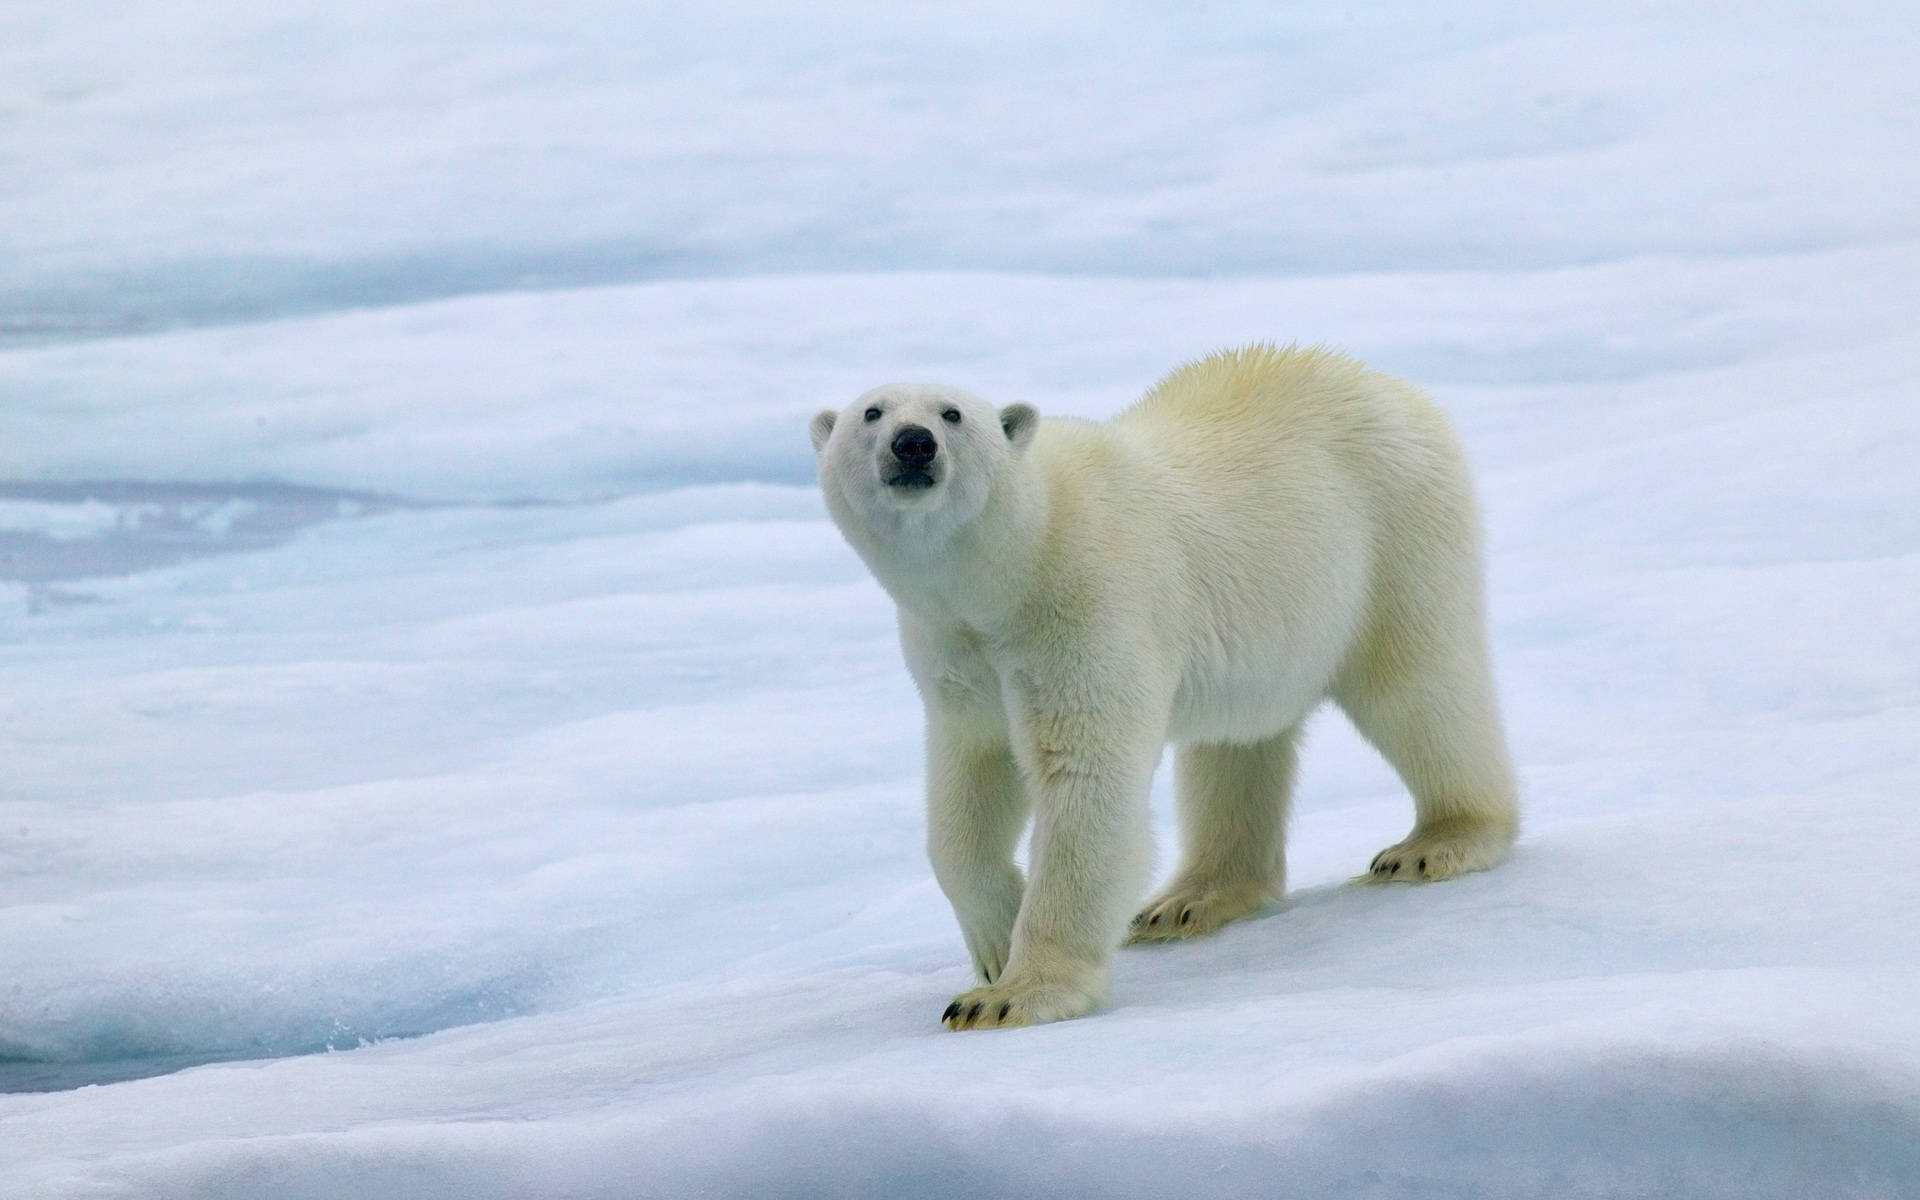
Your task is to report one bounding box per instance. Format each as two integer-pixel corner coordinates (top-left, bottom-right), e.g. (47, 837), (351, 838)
(942, 705), (1156, 1030)
(925, 727), (1030, 985)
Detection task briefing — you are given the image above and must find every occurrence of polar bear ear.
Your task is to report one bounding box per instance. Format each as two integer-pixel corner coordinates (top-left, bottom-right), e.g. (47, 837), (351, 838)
(809, 409), (837, 454)
(999, 403), (1038, 454)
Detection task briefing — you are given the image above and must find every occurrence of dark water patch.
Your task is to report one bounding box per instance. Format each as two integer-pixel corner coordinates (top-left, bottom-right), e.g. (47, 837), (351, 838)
(0, 1031), (433, 1094)
(0, 972), (550, 1093)
(0, 1048), (278, 1093)
(0, 481), (409, 584)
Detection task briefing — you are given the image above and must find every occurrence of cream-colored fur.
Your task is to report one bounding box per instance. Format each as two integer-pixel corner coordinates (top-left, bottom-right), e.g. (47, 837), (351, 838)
(810, 345), (1518, 1030)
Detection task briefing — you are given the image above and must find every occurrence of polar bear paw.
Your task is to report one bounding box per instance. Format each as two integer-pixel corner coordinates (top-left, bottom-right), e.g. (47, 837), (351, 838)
(1362, 819), (1513, 882)
(940, 973), (1103, 1030)
(1125, 882), (1268, 942)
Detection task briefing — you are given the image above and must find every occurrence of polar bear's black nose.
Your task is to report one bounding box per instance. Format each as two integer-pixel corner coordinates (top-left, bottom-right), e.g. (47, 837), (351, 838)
(892, 425), (938, 467)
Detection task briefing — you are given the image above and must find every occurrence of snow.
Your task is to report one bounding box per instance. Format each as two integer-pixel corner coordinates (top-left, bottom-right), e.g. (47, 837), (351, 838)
(3, 2), (1919, 1196)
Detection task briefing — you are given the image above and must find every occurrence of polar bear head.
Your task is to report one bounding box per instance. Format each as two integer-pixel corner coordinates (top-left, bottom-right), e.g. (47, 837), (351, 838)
(811, 384), (1038, 546)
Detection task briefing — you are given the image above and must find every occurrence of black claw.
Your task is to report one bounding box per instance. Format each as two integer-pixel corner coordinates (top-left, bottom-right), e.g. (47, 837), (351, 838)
(1417, 857), (1427, 873)
(1147, 913), (1160, 926)
(943, 1001), (961, 1022)
(966, 1002), (983, 1024)
(998, 1003), (1011, 1021)
(1178, 908), (1192, 926)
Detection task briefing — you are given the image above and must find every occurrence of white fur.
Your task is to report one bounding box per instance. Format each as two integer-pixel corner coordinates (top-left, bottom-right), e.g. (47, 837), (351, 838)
(811, 346), (1518, 1030)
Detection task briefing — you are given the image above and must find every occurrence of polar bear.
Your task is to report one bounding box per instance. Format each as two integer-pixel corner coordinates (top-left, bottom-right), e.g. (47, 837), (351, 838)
(810, 345), (1518, 1030)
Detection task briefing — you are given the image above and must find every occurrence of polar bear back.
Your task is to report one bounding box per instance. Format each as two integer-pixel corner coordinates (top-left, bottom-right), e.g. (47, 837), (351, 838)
(1113, 344), (1466, 516)
(1021, 344), (1484, 744)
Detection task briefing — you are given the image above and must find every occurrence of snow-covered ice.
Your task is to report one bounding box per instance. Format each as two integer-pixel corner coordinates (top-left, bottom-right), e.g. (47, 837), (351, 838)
(3, 3), (1918, 1197)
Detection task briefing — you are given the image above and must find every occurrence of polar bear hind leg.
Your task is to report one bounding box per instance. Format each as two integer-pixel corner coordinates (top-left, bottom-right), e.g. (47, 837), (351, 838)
(1128, 726), (1298, 942)
(1336, 612), (1518, 882)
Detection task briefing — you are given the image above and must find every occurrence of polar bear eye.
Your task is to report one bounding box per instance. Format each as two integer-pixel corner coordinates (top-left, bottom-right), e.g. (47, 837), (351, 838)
(864, 407), (882, 422)
(941, 409), (961, 424)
